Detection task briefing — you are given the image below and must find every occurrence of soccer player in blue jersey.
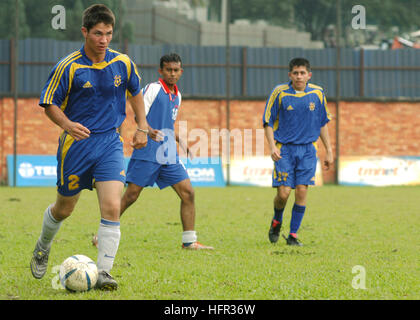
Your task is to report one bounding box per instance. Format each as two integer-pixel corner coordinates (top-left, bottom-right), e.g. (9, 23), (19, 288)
(92, 53), (213, 250)
(263, 57), (333, 246)
(29, 4), (148, 290)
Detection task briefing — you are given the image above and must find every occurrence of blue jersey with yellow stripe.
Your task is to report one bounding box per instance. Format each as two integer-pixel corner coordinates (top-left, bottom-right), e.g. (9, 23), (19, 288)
(39, 45), (141, 133)
(262, 81), (331, 144)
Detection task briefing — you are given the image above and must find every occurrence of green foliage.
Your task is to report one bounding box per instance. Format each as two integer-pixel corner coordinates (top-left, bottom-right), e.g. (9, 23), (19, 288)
(230, 0), (420, 41)
(0, 0), (30, 39)
(2, 0), (418, 44)
(230, 0), (295, 27)
(0, 0), (129, 42)
(0, 185), (419, 300)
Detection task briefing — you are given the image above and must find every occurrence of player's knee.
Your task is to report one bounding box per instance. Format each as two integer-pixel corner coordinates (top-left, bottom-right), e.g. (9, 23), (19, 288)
(52, 203), (75, 220)
(124, 187), (141, 205)
(276, 188), (290, 202)
(181, 187), (195, 204)
(100, 198), (121, 220)
(295, 185), (308, 203)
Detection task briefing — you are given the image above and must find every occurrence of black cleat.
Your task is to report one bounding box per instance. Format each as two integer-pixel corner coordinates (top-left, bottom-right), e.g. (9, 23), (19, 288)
(268, 220), (282, 243)
(95, 270), (118, 291)
(286, 234), (303, 246)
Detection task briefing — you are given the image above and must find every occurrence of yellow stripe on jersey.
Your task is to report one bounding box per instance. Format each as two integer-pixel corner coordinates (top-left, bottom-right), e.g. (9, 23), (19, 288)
(279, 89), (324, 106)
(108, 48), (141, 81)
(44, 51), (82, 105)
(323, 95), (332, 120)
(75, 54), (133, 74)
(60, 132), (75, 185)
(60, 94), (69, 112)
(47, 54), (82, 104)
(43, 51), (80, 104)
(273, 165), (277, 180)
(308, 83), (323, 91)
(273, 119), (279, 131)
(264, 84), (289, 124)
(108, 49), (141, 80)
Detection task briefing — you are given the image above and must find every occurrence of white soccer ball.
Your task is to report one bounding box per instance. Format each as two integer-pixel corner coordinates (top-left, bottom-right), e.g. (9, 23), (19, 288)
(59, 254), (98, 292)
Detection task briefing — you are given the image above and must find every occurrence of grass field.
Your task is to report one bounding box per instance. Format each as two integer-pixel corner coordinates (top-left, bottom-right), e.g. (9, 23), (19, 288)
(0, 185), (419, 300)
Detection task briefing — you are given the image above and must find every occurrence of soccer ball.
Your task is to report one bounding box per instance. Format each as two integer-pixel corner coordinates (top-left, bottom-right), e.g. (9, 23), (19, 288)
(59, 255), (98, 292)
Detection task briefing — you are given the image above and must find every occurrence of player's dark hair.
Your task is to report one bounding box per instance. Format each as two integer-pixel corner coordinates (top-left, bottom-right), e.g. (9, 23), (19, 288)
(82, 4), (115, 31)
(160, 53), (182, 69)
(289, 57), (311, 72)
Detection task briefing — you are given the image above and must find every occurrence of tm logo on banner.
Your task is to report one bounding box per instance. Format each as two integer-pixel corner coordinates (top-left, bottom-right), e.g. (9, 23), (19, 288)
(7, 155), (57, 187)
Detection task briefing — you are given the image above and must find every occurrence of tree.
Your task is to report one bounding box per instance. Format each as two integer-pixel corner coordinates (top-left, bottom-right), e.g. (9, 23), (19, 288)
(222, 0), (420, 46)
(361, 0), (420, 33)
(230, 0), (294, 27)
(2, 0), (130, 43)
(0, 0), (30, 39)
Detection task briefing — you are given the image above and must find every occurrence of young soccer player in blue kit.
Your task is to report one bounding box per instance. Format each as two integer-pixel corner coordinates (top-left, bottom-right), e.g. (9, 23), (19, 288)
(92, 53), (213, 250)
(263, 58), (333, 246)
(30, 4), (148, 290)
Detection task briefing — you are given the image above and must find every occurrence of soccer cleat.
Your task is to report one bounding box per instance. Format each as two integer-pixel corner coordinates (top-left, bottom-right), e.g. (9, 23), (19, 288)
(182, 241), (214, 250)
(30, 240), (50, 279)
(95, 270), (118, 291)
(286, 234), (303, 246)
(91, 234), (99, 248)
(268, 219), (282, 243)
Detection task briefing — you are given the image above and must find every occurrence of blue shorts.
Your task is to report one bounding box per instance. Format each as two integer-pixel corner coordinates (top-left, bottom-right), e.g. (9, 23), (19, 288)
(126, 159), (189, 189)
(272, 142), (318, 189)
(56, 130), (126, 196)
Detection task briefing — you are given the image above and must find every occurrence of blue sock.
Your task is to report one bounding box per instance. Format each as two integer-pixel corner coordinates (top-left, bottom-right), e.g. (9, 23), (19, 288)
(290, 203), (306, 235)
(273, 207), (284, 223)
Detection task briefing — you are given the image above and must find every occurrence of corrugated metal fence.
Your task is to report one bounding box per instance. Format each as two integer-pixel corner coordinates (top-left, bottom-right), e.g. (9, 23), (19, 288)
(1, 38), (419, 98)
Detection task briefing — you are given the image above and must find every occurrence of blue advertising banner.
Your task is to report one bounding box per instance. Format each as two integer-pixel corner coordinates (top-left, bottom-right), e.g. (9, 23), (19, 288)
(7, 155), (58, 187)
(180, 157), (226, 187)
(7, 155), (225, 187)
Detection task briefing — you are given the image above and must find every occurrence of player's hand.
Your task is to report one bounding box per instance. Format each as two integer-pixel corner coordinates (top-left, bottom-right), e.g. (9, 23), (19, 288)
(270, 147), (281, 162)
(131, 130), (148, 149)
(148, 128), (165, 142)
(65, 121), (90, 141)
(324, 151), (334, 170)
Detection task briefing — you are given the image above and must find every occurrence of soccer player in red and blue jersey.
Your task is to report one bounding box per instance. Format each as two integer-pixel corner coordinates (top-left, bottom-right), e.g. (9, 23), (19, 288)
(92, 53), (213, 250)
(30, 4), (148, 290)
(263, 57), (333, 246)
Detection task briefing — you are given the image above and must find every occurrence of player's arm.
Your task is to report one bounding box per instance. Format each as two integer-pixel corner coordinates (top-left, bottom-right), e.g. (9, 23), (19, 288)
(320, 124), (333, 170)
(319, 92), (333, 170)
(264, 125), (281, 162)
(44, 104), (90, 141)
(175, 132), (192, 159)
(128, 92), (148, 149)
(263, 89), (281, 162)
(40, 58), (90, 140)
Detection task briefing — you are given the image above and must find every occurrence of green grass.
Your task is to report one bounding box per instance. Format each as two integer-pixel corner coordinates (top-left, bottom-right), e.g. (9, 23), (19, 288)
(0, 185), (419, 300)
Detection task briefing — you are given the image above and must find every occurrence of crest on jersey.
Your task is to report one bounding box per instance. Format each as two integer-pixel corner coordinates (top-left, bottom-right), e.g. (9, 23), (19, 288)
(172, 105), (179, 121)
(309, 102), (315, 111)
(114, 75), (121, 87)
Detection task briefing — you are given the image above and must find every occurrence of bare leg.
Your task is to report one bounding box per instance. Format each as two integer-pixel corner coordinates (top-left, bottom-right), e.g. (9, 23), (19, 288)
(120, 182), (144, 218)
(172, 178), (195, 231)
